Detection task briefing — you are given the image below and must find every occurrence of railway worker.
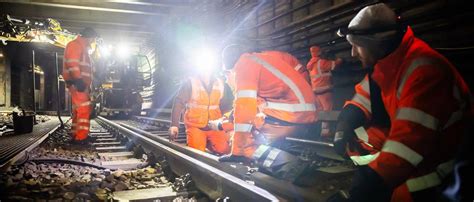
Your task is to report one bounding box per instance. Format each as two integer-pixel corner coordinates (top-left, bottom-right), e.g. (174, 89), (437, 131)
(331, 3), (472, 201)
(63, 27), (98, 144)
(218, 45), (317, 163)
(168, 64), (233, 155)
(306, 46), (342, 137)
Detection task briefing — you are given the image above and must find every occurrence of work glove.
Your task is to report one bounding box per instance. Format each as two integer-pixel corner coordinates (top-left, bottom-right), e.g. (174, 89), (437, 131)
(74, 79), (87, 92)
(168, 126), (179, 142)
(208, 119), (223, 131)
(333, 121), (355, 158)
(218, 154), (252, 163)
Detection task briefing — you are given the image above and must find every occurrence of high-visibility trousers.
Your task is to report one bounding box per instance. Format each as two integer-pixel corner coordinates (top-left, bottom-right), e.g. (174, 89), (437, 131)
(315, 92), (333, 111)
(69, 86), (91, 141)
(186, 126), (230, 155)
(316, 92), (333, 137)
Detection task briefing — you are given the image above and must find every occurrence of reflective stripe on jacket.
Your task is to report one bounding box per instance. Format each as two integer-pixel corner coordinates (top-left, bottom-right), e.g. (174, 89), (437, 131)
(232, 51), (317, 156)
(349, 27), (472, 202)
(63, 36), (92, 85)
(306, 56), (339, 93)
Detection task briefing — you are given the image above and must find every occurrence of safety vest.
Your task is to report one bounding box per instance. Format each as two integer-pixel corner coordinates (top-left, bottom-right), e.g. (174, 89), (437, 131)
(63, 36), (93, 86)
(307, 57), (336, 93)
(231, 51), (316, 157)
(345, 27), (472, 201)
(184, 77), (224, 128)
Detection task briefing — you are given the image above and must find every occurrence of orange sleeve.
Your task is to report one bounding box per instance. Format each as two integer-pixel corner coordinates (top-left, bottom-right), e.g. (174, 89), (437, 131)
(63, 41), (82, 79)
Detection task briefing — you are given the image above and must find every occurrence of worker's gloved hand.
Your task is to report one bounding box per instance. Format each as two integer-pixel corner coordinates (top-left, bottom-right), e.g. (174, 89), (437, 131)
(347, 166), (392, 202)
(208, 119), (223, 131)
(168, 126), (179, 142)
(333, 121), (355, 158)
(74, 79), (87, 92)
(218, 154), (252, 163)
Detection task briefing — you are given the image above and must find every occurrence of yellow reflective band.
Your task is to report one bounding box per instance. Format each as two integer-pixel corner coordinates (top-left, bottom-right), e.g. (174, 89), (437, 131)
(359, 77), (370, 94)
(406, 159), (454, 193)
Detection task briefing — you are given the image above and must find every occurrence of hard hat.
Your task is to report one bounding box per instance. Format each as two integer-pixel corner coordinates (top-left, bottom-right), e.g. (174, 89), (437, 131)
(80, 27), (99, 38)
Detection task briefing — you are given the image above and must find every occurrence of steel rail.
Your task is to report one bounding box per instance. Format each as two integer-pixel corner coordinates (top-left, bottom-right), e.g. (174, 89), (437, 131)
(119, 117), (326, 201)
(97, 116), (279, 202)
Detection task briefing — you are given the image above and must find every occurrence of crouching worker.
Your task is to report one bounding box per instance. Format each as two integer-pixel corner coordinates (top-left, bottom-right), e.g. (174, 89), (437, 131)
(168, 66), (233, 155)
(217, 45), (318, 181)
(329, 3), (472, 202)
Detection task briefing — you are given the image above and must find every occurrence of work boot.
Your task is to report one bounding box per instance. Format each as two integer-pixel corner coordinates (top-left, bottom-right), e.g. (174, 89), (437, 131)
(218, 154), (253, 163)
(71, 135), (95, 146)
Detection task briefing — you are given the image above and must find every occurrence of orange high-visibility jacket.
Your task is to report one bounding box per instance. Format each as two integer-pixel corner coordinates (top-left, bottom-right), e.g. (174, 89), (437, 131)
(232, 51), (317, 155)
(266, 51), (310, 83)
(345, 27), (472, 201)
(184, 77), (225, 128)
(63, 36), (92, 86)
(307, 55), (341, 93)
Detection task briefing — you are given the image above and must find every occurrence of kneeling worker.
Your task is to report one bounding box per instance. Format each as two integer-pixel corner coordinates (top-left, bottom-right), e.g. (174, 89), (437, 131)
(168, 64), (233, 155)
(219, 45), (317, 162)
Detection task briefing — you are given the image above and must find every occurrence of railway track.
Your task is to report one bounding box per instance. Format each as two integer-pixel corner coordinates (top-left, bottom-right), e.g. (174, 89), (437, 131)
(0, 117), (278, 201)
(1, 115), (354, 201)
(109, 116), (355, 201)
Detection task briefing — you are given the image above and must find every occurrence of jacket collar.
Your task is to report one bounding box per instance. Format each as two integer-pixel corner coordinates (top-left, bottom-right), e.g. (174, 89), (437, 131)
(375, 26), (415, 71)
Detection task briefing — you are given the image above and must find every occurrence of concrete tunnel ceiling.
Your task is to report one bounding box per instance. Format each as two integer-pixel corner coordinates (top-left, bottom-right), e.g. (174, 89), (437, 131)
(0, 0), (234, 50)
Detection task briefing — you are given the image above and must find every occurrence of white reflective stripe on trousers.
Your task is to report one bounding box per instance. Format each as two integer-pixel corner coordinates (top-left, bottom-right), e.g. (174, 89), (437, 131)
(65, 59), (80, 63)
(76, 125), (89, 131)
(72, 101), (91, 109)
(66, 66), (81, 73)
(397, 58), (437, 99)
(263, 148), (281, 168)
(395, 107), (439, 130)
(77, 118), (90, 123)
(406, 159), (454, 192)
(253, 145), (271, 159)
(382, 140), (423, 167)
